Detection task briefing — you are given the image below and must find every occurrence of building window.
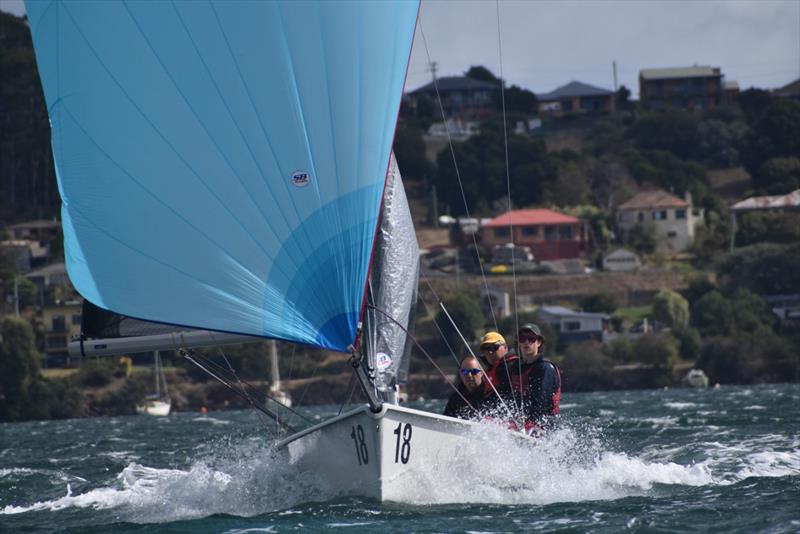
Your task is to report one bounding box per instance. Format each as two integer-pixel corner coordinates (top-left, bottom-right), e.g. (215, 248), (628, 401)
(558, 225), (573, 239)
(564, 321), (581, 331)
(667, 231), (677, 238)
(72, 315), (81, 325)
(544, 226), (558, 241)
(522, 226), (539, 236)
(494, 228), (510, 238)
(46, 336), (67, 349)
(52, 315), (66, 332)
(675, 209), (686, 219)
(637, 212), (644, 223)
(653, 210), (667, 220)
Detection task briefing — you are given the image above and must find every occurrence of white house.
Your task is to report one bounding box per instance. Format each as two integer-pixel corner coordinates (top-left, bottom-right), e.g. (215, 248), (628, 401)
(536, 305), (610, 343)
(602, 248), (641, 272)
(616, 189), (703, 252)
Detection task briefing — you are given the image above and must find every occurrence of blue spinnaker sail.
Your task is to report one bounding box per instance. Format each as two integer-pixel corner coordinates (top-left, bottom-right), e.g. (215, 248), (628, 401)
(26, 0), (419, 351)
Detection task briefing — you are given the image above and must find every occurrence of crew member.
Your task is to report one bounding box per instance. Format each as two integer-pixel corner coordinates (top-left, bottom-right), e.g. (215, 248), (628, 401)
(498, 323), (561, 432)
(443, 355), (487, 420)
(479, 331), (515, 390)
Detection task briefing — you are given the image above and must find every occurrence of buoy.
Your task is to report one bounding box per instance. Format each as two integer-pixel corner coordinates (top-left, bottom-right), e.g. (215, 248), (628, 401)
(200, 406), (208, 414)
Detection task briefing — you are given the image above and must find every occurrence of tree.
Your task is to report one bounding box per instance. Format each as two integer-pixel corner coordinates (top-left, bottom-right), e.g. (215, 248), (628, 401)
(394, 122), (432, 181)
(627, 111), (700, 160)
(465, 65), (499, 84)
(625, 223), (657, 255)
(753, 157), (800, 194)
(716, 243), (800, 295)
(580, 293), (619, 314)
(436, 289), (484, 353)
(0, 317), (40, 421)
(690, 288), (774, 338)
(632, 332), (679, 369)
(652, 289), (689, 328)
(616, 85), (631, 105)
(505, 85), (538, 114)
(741, 99), (800, 178)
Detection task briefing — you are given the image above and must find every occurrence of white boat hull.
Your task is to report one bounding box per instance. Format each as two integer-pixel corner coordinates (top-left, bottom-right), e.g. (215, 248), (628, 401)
(277, 403), (525, 502)
(136, 399), (171, 416)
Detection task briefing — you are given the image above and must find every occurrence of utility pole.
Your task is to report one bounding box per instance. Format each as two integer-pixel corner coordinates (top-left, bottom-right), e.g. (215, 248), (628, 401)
(14, 276), (19, 317)
(612, 61), (618, 91)
(427, 60), (438, 82)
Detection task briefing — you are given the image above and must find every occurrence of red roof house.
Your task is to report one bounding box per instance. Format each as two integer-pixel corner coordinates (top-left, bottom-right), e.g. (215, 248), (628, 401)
(481, 209), (586, 261)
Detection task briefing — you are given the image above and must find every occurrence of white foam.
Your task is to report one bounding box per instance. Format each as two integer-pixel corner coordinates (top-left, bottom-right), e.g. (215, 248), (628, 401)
(382, 422), (714, 506)
(664, 402), (698, 410)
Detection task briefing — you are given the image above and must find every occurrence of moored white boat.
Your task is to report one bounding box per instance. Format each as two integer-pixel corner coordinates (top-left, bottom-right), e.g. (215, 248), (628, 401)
(135, 398), (172, 417)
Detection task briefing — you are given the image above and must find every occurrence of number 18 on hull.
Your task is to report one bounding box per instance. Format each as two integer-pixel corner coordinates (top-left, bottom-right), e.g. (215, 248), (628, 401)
(278, 403), (479, 502)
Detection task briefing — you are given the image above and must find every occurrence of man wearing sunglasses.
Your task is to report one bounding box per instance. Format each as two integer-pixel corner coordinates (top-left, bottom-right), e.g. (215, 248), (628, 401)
(498, 323), (561, 433)
(479, 331), (518, 396)
(443, 355), (487, 419)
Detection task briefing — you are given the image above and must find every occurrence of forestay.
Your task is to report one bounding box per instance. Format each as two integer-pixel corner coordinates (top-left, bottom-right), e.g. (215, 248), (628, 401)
(26, 0), (419, 352)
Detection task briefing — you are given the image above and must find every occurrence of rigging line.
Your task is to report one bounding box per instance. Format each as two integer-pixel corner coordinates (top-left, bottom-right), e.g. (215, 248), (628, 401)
(417, 17), (499, 332)
(183, 336), (313, 424)
(495, 0), (520, 341)
(211, 334), (272, 429)
(294, 353), (323, 409)
(181, 349), (295, 433)
(436, 302), (514, 419)
(495, 0), (523, 411)
(366, 305), (479, 416)
(416, 274), (460, 366)
(337, 371), (357, 416)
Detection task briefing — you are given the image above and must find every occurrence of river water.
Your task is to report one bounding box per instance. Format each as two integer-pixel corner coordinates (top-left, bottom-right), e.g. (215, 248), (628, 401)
(1, 383), (798, 532)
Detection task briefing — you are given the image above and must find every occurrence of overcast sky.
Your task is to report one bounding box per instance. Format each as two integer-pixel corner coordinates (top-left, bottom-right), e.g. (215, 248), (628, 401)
(3, 0), (798, 97)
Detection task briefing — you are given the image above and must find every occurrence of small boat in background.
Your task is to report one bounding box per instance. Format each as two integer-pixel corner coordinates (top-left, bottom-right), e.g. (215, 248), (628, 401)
(136, 351), (171, 416)
(684, 369), (710, 388)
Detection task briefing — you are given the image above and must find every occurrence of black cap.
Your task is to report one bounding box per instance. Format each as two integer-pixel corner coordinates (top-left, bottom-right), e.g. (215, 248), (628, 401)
(518, 323), (543, 339)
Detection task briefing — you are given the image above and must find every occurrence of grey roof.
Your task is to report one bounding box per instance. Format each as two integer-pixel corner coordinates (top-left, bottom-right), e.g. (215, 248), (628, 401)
(537, 81), (613, 101)
(25, 262), (67, 278)
(410, 76), (498, 94)
(538, 305), (610, 320)
(640, 66), (721, 80)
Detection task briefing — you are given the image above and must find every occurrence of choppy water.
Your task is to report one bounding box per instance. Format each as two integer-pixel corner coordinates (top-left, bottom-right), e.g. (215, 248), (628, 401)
(1, 384), (799, 532)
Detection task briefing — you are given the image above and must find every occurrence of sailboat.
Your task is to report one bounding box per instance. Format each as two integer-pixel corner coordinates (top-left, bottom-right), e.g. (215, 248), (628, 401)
(26, 0), (504, 501)
(267, 340), (291, 408)
(135, 351), (171, 416)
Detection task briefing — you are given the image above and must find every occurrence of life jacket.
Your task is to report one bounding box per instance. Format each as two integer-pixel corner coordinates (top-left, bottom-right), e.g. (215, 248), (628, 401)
(484, 353), (519, 394)
(508, 358), (561, 416)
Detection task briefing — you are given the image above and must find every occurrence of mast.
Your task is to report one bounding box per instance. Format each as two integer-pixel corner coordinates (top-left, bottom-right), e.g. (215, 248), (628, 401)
(269, 340), (281, 395)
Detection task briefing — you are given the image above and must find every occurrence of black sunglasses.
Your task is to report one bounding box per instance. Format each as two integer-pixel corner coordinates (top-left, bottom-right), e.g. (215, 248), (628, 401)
(481, 343), (503, 352)
(460, 368), (482, 376)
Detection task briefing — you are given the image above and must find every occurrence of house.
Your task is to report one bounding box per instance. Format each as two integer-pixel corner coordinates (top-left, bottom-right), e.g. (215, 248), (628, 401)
(5, 219), (61, 244)
(729, 189), (800, 250)
(773, 78), (800, 102)
(616, 190), (703, 252)
(537, 81), (615, 115)
(408, 76), (498, 120)
(602, 248), (641, 272)
(24, 262), (73, 304)
(41, 299), (82, 366)
(639, 66), (726, 110)
(0, 239), (51, 271)
(536, 305), (610, 343)
(480, 209), (586, 261)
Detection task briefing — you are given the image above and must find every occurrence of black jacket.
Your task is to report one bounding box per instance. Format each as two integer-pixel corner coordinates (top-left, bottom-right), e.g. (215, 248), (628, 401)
(443, 382), (486, 420)
(498, 357), (561, 424)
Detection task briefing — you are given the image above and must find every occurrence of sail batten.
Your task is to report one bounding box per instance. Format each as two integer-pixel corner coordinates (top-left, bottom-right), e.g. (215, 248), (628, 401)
(28, 0), (419, 352)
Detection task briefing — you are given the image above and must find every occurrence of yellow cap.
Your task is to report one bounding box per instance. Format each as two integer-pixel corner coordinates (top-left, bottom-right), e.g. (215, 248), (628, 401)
(480, 331), (506, 347)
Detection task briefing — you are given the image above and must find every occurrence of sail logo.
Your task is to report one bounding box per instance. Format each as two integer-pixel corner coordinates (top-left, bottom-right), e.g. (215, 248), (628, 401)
(376, 352), (393, 370)
(291, 170), (311, 187)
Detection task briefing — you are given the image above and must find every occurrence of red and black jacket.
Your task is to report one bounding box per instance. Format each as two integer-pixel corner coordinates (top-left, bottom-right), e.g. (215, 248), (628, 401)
(497, 356), (561, 425)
